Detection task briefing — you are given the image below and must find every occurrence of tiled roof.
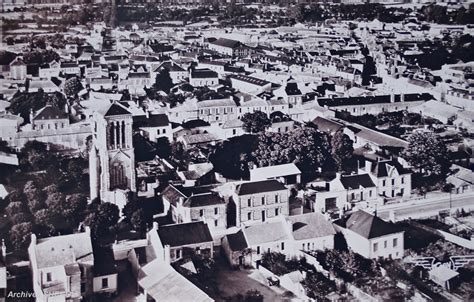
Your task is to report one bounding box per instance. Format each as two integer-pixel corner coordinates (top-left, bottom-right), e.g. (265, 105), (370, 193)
(288, 213), (336, 240)
(34, 232), (93, 269)
(243, 219), (291, 246)
(157, 221), (213, 247)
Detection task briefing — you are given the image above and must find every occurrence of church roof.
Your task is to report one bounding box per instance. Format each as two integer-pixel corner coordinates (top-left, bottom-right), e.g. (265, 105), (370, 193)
(97, 102), (131, 117)
(34, 105), (68, 120)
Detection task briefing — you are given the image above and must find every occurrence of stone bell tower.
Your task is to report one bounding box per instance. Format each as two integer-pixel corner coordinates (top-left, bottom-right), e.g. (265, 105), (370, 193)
(89, 101), (135, 209)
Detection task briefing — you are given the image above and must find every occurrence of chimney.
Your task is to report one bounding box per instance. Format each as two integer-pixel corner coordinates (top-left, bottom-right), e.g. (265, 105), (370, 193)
(153, 221), (159, 231)
(146, 110), (150, 119)
(30, 233), (37, 246)
(29, 109), (34, 124)
(164, 244), (171, 264)
(365, 160), (372, 173)
(1, 239), (6, 261)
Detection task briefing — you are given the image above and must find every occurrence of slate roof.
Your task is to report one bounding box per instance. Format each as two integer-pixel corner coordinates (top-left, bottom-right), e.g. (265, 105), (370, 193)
(230, 74), (270, 87)
(134, 114), (169, 128)
(34, 105), (68, 120)
(370, 159), (410, 177)
(288, 213), (336, 240)
(312, 117), (344, 133)
(226, 231), (248, 251)
(236, 179), (287, 196)
(340, 174), (375, 190)
(285, 82), (302, 96)
(210, 38), (241, 49)
(317, 93), (433, 107)
(183, 192), (225, 208)
(341, 210), (402, 239)
(97, 102), (132, 117)
(191, 68), (218, 79)
(157, 221), (213, 247)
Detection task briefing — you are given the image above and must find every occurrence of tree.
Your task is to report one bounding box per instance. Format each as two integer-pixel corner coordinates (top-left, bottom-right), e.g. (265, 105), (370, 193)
(131, 209), (147, 233)
(402, 131), (450, 177)
(331, 130), (354, 171)
(155, 137), (172, 159)
(24, 181), (45, 212)
(10, 222), (33, 251)
(252, 127), (332, 173)
(209, 134), (258, 179)
(154, 69), (174, 94)
(84, 202), (120, 239)
(63, 194), (87, 227)
(362, 55), (376, 86)
(23, 49), (60, 65)
(64, 77), (82, 98)
(241, 111), (271, 134)
(5, 201), (25, 218)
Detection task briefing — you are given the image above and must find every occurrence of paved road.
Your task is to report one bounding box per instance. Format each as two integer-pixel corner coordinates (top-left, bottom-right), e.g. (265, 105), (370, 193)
(377, 194), (474, 221)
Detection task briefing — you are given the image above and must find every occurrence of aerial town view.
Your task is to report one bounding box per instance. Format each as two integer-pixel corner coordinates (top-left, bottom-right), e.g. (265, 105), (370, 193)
(0, 0), (473, 301)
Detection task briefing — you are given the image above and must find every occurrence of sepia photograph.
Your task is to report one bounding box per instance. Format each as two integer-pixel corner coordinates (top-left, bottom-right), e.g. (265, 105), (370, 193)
(0, 0), (473, 301)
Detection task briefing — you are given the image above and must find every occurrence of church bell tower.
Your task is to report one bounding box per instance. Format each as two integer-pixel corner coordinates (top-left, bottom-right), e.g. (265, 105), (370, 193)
(89, 101), (135, 209)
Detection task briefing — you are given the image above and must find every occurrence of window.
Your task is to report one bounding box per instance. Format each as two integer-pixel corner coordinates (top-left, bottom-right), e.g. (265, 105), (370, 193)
(248, 199), (251, 207)
(401, 177), (404, 184)
(46, 272), (52, 282)
(102, 278), (108, 289)
(373, 242), (378, 252)
(214, 207), (218, 215)
(261, 197), (265, 204)
(256, 246), (260, 255)
(382, 180), (386, 186)
(281, 242), (285, 251)
(81, 282), (86, 293)
(176, 249), (181, 259)
(214, 220), (218, 227)
(393, 238), (398, 247)
(384, 240), (387, 248)
(163, 129), (166, 133)
(392, 179), (395, 186)
(275, 208), (279, 216)
(275, 195), (279, 203)
(157, 129), (161, 135)
(302, 243), (305, 250)
(200, 209), (204, 217)
(369, 190), (372, 197)
(400, 188), (404, 195)
(247, 212), (251, 220)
